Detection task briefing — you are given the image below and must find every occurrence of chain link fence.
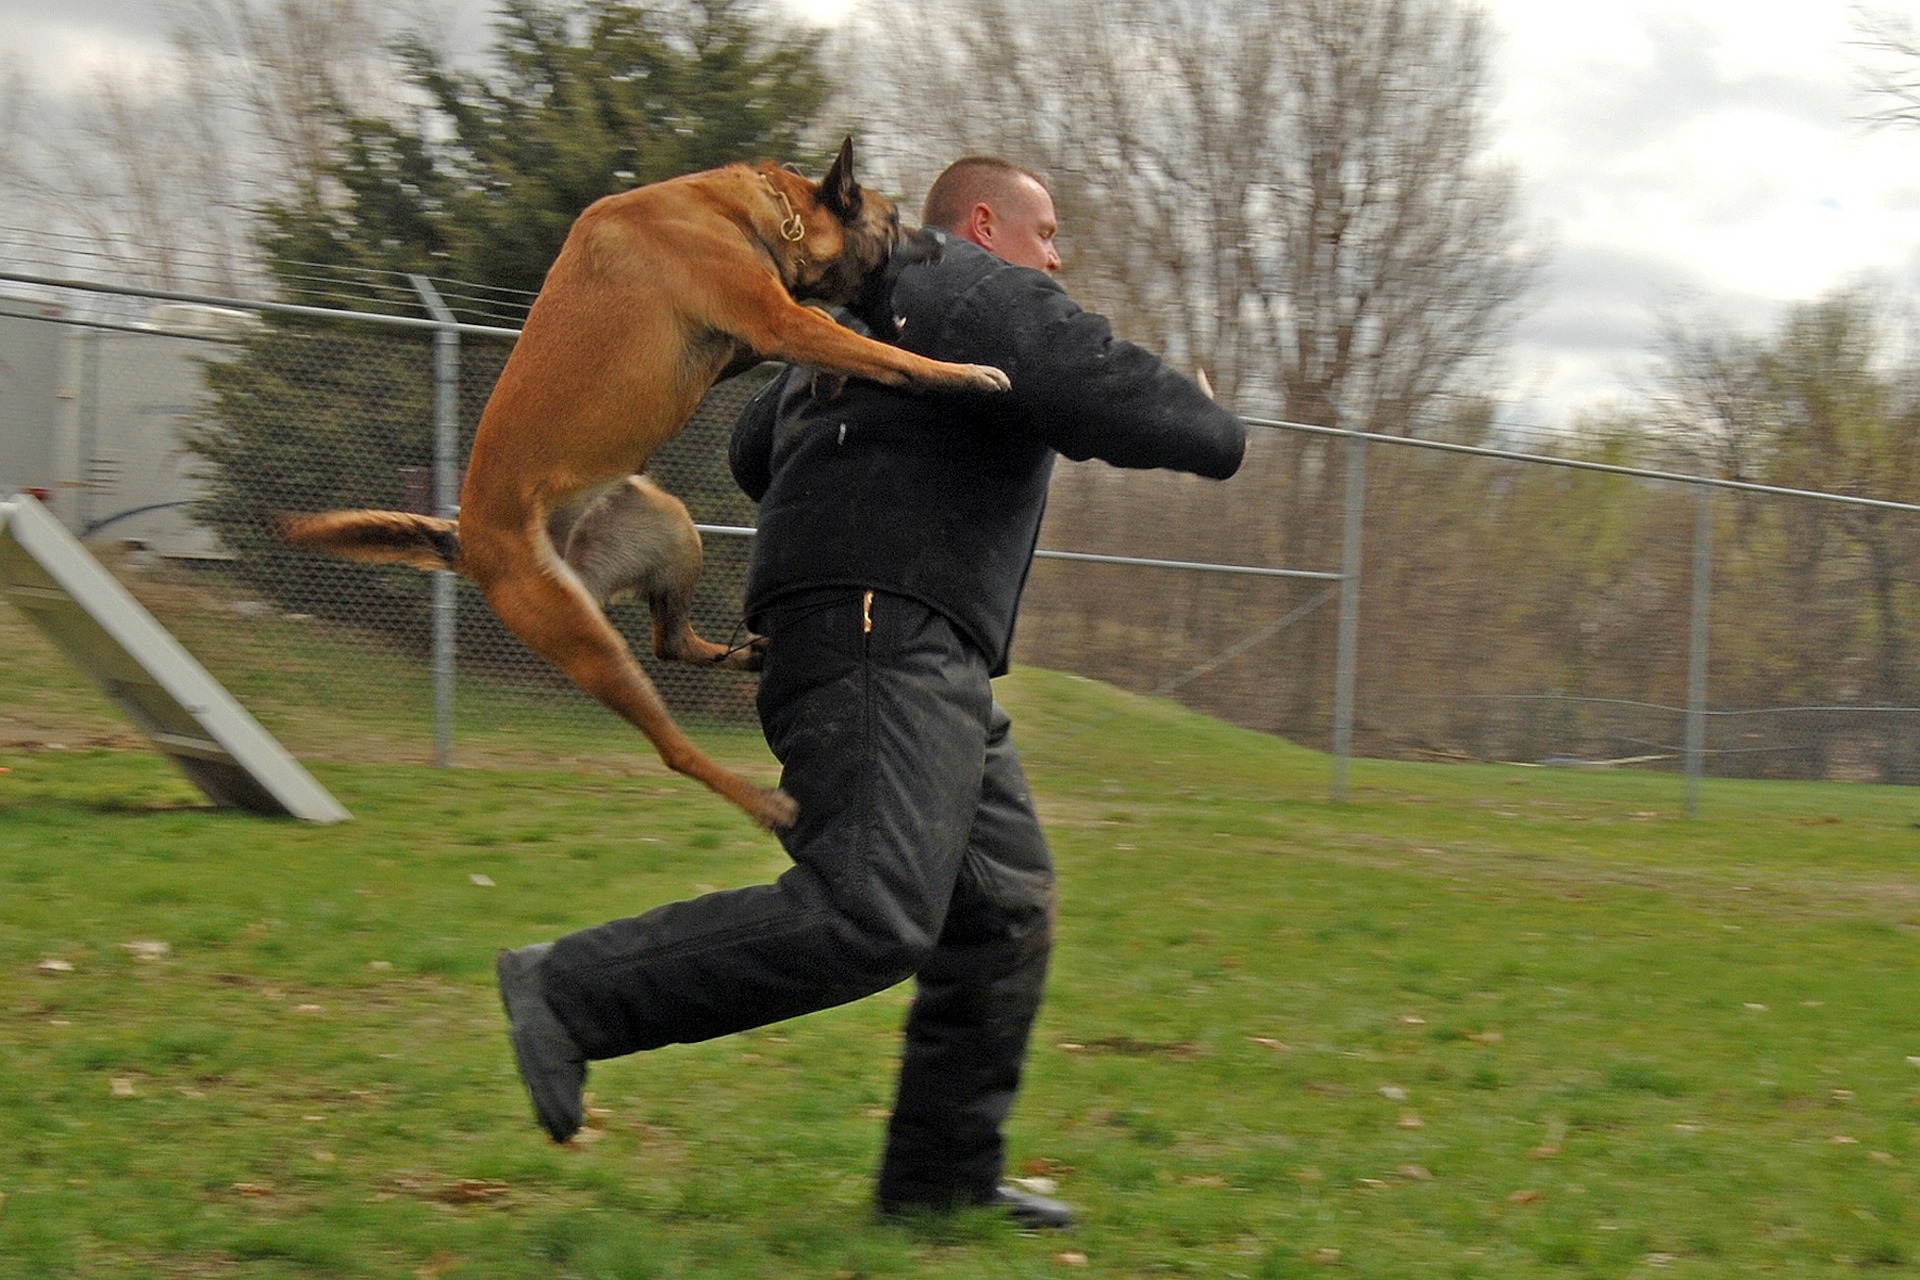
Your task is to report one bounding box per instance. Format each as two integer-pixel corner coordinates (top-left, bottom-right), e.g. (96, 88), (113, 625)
(4, 271), (1919, 798)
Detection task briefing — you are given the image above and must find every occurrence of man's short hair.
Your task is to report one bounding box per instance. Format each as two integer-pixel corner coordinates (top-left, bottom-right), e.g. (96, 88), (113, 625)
(921, 157), (1051, 233)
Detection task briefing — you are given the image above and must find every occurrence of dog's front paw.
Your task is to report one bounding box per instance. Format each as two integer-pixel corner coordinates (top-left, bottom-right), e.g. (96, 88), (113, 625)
(960, 363), (1012, 394)
(752, 787), (800, 832)
(717, 633), (769, 672)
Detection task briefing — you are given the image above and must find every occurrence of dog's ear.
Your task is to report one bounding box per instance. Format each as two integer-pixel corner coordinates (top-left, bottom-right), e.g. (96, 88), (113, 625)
(820, 136), (860, 219)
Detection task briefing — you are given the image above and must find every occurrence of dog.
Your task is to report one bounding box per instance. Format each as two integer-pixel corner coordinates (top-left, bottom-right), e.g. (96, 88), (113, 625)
(281, 139), (1009, 831)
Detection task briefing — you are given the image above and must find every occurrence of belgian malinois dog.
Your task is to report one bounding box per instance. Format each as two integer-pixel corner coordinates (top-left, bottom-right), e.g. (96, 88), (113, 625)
(281, 139), (1009, 830)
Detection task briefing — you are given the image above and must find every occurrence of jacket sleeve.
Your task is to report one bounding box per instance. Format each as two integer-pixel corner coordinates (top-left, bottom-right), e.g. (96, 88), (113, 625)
(938, 269), (1247, 479)
(728, 371), (790, 502)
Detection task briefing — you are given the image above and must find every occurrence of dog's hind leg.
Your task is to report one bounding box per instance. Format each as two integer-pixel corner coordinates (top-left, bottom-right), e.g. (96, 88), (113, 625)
(560, 477), (763, 672)
(466, 514), (796, 830)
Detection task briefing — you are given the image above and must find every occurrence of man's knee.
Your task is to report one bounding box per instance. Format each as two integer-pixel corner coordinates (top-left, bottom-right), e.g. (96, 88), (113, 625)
(831, 906), (941, 989)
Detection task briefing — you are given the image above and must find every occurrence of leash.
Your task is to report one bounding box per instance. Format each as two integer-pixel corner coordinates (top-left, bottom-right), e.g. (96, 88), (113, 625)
(708, 591), (856, 666)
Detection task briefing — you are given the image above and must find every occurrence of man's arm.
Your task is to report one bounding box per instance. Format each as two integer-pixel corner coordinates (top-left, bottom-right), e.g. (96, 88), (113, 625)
(931, 268), (1247, 479)
(728, 369), (804, 502)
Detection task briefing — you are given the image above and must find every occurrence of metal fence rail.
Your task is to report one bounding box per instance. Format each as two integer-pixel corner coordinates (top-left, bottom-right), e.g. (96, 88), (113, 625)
(4, 267), (1917, 811)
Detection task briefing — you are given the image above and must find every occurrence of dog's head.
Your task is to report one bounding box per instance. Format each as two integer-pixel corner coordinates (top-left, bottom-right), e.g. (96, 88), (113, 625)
(762, 137), (932, 322)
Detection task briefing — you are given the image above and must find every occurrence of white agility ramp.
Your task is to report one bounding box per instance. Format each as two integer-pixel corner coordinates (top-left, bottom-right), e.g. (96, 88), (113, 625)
(0, 492), (350, 823)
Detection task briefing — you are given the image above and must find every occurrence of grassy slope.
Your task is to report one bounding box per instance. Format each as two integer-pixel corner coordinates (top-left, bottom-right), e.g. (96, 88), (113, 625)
(2, 594), (1919, 1278)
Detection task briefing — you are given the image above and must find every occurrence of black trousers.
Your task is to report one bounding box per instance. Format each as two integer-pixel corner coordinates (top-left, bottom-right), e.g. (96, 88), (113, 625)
(539, 591), (1056, 1204)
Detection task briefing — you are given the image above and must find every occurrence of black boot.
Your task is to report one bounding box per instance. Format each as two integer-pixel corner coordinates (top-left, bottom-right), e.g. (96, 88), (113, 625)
(878, 1184), (1075, 1230)
(496, 944), (587, 1143)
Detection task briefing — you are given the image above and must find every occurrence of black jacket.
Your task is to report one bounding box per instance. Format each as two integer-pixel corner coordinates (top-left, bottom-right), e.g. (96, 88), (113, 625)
(730, 233), (1246, 675)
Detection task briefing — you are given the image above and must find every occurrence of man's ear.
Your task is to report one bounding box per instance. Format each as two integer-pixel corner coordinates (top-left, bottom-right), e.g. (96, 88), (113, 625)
(965, 201), (995, 248)
(820, 136), (860, 218)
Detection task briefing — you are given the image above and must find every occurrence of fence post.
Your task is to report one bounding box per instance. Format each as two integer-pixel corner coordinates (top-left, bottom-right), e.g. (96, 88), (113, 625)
(1685, 480), (1713, 817)
(1332, 418), (1366, 803)
(409, 276), (459, 769)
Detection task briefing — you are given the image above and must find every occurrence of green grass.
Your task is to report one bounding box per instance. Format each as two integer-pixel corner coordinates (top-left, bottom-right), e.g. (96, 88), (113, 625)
(4, 596), (1920, 1277)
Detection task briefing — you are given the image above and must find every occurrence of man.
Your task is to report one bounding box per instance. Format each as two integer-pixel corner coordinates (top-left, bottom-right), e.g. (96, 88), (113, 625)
(497, 157), (1246, 1229)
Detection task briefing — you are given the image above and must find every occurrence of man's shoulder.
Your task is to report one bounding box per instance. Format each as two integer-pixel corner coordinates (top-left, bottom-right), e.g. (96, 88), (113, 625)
(906, 233), (1068, 306)
(896, 233), (1075, 351)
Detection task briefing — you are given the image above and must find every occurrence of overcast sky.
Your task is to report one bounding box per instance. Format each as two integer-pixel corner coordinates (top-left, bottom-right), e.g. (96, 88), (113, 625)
(3, 0), (1916, 428)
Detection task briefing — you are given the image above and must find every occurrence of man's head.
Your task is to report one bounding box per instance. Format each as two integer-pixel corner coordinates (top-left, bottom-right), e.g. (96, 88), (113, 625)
(922, 157), (1061, 274)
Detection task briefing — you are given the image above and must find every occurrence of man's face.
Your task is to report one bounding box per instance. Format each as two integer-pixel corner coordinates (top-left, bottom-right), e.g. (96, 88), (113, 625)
(976, 175), (1061, 274)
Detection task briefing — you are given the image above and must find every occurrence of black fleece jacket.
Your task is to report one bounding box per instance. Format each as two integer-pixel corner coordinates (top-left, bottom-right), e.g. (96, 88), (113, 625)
(729, 233), (1246, 675)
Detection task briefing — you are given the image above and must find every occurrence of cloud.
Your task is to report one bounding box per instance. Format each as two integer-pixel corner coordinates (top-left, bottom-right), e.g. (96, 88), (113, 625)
(0, 0), (178, 92)
(1480, 0), (1920, 418)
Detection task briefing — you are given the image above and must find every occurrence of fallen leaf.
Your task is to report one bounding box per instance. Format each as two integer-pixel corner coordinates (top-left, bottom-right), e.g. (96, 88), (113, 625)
(1023, 1157), (1076, 1178)
(1398, 1164), (1433, 1181)
(1509, 1189), (1542, 1205)
(1644, 1253), (1676, 1268)
(1529, 1144), (1562, 1160)
(35, 959), (74, 974)
(1310, 1248), (1342, 1265)
(1469, 1030), (1503, 1044)
(1398, 1112), (1425, 1129)
(111, 1078), (136, 1098)
(1399, 1015), (1427, 1025)
(469, 874), (496, 888)
(1054, 1252), (1089, 1268)
(1744, 1003), (1769, 1012)
(1379, 1085), (1410, 1103)
(295, 1004), (323, 1014)
(1056, 1042), (1086, 1053)
(1011, 1176), (1059, 1196)
(1178, 1174), (1227, 1188)
(1249, 1037), (1291, 1051)
(119, 940), (170, 962)
(414, 1251), (460, 1280)
(1871, 1151), (1895, 1163)
(232, 1183), (275, 1198)
(430, 1179), (510, 1205)
(1830, 1135), (1859, 1145)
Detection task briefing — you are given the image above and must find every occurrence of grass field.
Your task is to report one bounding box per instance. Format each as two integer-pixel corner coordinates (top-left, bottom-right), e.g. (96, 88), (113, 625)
(3, 590), (1919, 1279)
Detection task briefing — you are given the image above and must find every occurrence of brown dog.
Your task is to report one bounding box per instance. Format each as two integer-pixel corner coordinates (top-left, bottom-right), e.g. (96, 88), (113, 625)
(282, 140), (1009, 830)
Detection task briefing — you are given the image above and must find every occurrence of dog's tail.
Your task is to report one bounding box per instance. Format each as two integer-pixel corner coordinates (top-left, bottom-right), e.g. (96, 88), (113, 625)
(278, 510), (461, 573)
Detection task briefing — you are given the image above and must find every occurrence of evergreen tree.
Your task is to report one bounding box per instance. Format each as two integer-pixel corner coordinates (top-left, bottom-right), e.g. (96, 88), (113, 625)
(260, 0), (830, 302)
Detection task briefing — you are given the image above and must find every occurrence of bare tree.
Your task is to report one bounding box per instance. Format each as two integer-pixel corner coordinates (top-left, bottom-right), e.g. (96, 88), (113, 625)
(173, 0), (398, 213)
(838, 0), (1534, 739)
(1854, 3), (1920, 128)
(1, 0), (398, 292)
(838, 0), (1531, 426)
(25, 62), (257, 293)
(1656, 289), (1920, 778)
